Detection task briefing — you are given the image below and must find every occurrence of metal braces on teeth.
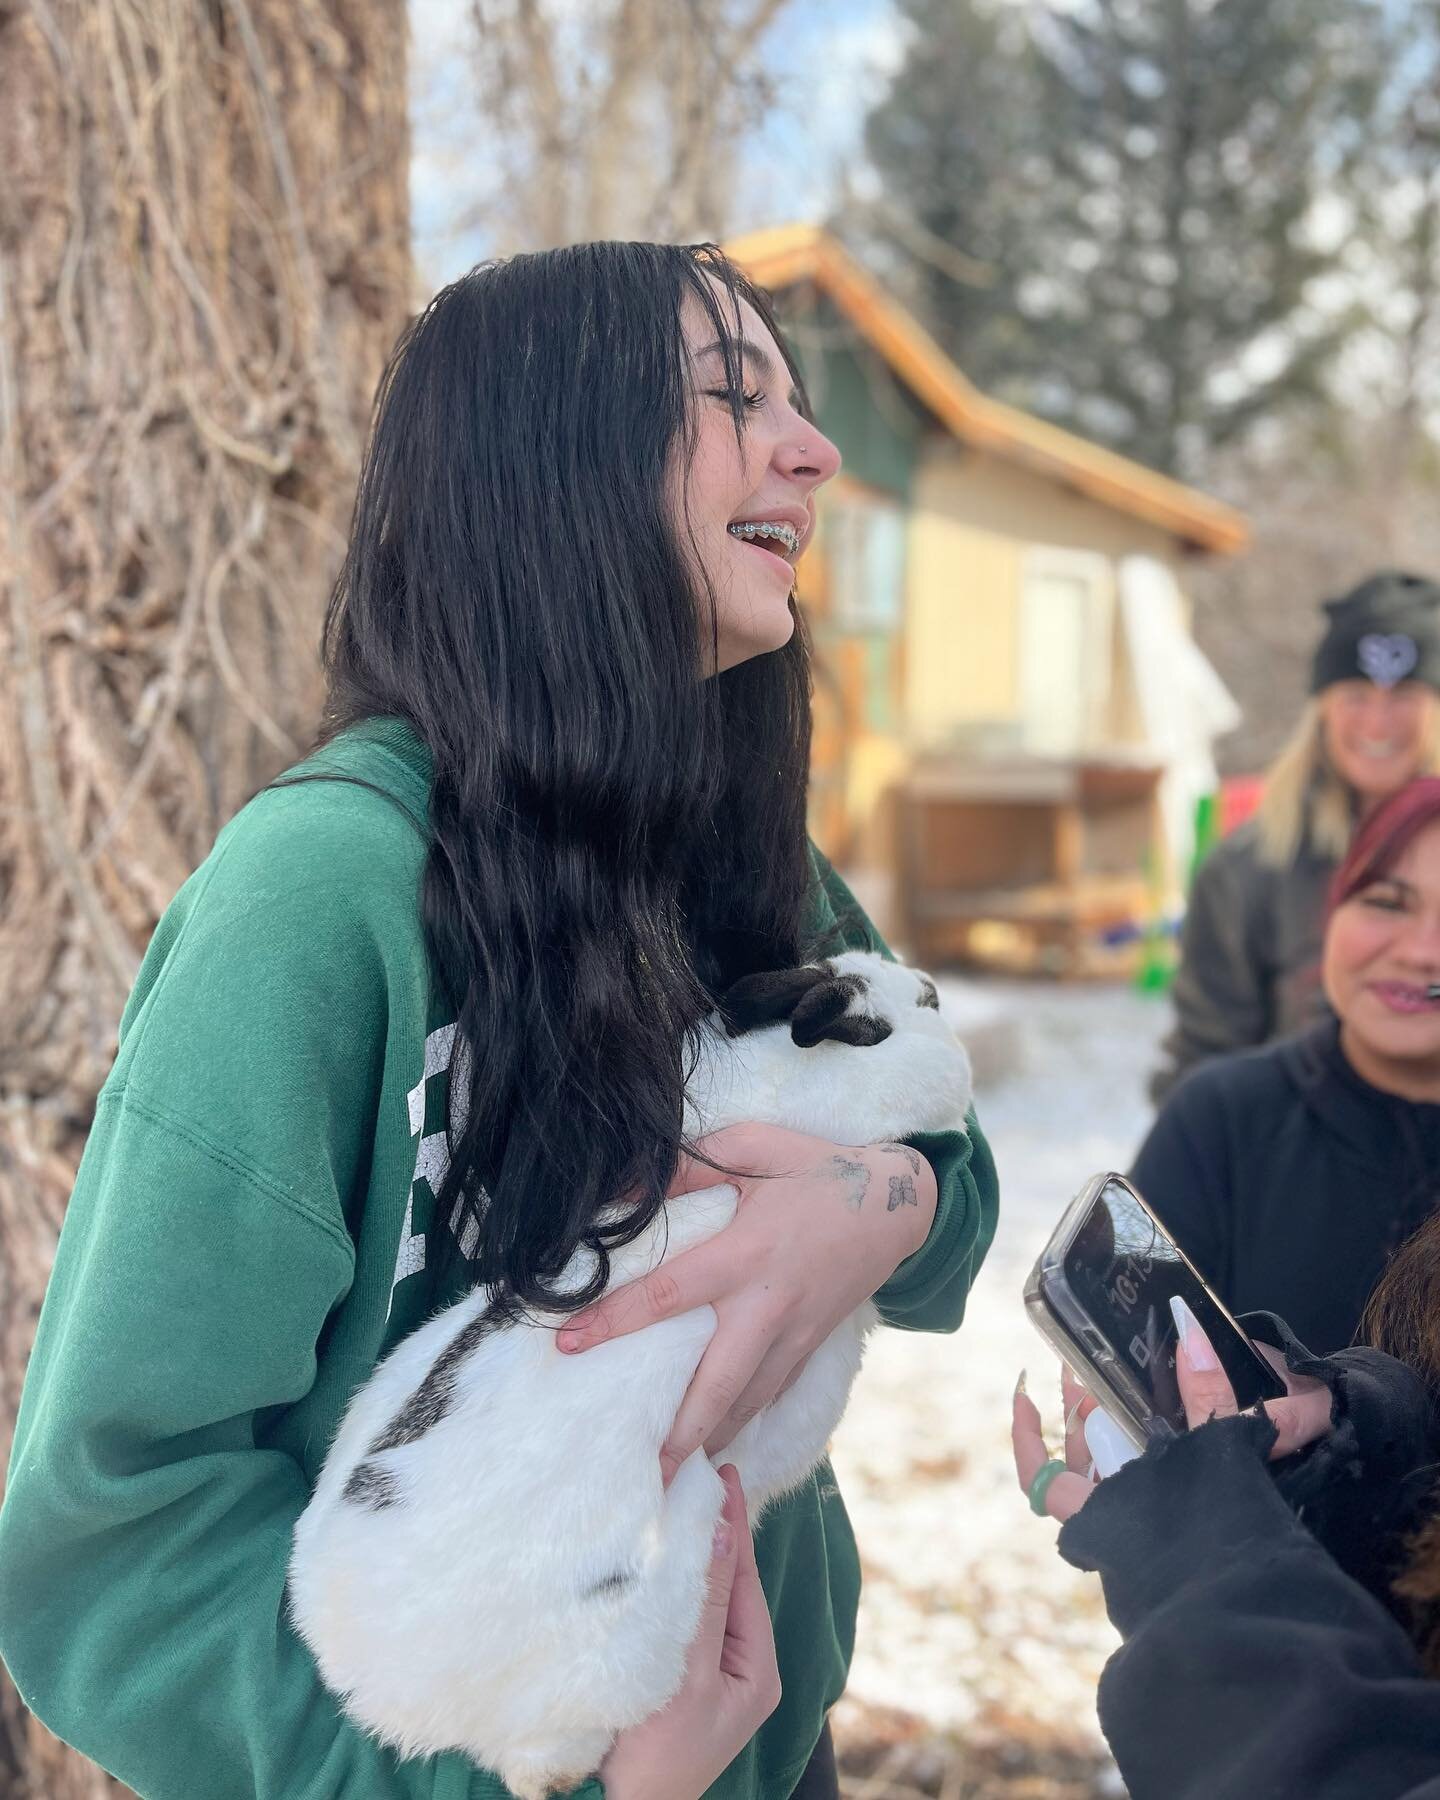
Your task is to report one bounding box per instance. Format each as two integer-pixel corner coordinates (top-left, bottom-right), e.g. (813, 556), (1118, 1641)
(728, 520), (800, 555)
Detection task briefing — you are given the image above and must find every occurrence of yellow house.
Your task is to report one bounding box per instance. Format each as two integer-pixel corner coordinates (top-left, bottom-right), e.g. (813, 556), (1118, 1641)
(729, 224), (1249, 968)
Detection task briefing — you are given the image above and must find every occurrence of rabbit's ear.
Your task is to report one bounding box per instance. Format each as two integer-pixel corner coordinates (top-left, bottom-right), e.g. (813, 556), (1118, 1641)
(790, 974), (893, 1049)
(720, 965), (831, 1037)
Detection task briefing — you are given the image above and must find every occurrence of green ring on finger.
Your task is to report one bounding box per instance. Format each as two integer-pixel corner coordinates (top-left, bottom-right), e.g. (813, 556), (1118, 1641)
(1027, 1457), (1069, 1518)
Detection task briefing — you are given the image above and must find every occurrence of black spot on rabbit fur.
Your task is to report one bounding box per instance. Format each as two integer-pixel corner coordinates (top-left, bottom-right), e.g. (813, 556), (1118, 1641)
(367, 1304), (505, 1453)
(916, 975), (940, 1010)
(343, 1461), (402, 1510)
(582, 1570), (636, 1600)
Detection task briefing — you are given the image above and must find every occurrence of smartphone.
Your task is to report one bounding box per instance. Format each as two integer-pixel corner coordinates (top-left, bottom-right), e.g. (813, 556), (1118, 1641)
(1023, 1171), (1286, 1450)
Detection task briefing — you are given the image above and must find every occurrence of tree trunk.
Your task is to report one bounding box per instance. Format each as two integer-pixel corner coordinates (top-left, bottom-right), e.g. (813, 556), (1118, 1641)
(0, 2), (410, 1791)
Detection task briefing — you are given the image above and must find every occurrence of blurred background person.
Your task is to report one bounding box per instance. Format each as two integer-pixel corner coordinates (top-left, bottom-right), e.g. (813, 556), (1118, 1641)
(1134, 776), (1440, 1350)
(1152, 571), (1440, 1102)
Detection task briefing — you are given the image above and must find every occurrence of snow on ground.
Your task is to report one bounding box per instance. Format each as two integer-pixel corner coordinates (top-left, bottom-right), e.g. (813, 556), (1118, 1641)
(829, 978), (1168, 1781)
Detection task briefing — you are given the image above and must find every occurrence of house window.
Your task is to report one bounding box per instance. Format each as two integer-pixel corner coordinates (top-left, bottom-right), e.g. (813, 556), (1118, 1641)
(1017, 549), (1114, 757)
(826, 490), (906, 634)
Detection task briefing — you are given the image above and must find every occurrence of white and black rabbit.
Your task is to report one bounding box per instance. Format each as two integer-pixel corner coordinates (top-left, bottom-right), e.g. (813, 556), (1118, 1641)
(289, 950), (972, 1799)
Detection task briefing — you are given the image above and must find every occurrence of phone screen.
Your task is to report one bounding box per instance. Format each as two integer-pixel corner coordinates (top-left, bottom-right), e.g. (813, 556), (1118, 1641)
(1062, 1176), (1283, 1432)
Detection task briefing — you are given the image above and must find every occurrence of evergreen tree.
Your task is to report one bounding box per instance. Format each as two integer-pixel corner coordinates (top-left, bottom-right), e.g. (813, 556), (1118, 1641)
(863, 0), (1384, 478)
(859, 0), (1045, 393)
(1349, 0), (1440, 483)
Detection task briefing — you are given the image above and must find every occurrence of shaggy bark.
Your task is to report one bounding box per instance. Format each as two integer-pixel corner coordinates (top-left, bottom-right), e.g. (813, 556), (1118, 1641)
(0, 2), (410, 1791)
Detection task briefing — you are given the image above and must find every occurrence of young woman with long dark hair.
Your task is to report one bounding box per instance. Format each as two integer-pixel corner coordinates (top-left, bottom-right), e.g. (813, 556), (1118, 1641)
(0, 244), (997, 1800)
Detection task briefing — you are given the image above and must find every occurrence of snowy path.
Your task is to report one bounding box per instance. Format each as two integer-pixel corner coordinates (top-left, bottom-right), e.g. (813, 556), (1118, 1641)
(829, 979), (1168, 1789)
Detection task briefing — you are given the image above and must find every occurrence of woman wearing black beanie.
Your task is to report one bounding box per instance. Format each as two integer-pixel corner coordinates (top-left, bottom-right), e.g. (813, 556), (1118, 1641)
(1152, 569), (1440, 1101)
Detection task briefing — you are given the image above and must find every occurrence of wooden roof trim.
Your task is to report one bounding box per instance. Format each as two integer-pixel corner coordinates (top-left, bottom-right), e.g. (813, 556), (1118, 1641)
(726, 224), (1249, 557)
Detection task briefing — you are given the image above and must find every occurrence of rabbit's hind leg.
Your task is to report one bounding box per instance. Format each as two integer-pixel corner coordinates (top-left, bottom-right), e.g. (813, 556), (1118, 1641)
(486, 1451), (725, 1797)
(580, 1446), (725, 1722)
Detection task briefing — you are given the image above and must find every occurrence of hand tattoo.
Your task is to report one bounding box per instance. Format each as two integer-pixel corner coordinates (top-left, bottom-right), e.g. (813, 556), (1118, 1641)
(877, 1142), (922, 1176)
(887, 1174), (919, 1211)
(828, 1154), (871, 1212)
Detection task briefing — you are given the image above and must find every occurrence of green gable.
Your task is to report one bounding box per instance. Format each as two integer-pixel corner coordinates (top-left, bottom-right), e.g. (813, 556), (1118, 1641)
(773, 291), (931, 502)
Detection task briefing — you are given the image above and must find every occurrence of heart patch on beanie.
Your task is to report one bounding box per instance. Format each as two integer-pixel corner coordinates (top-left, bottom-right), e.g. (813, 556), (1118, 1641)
(1358, 632), (1419, 687)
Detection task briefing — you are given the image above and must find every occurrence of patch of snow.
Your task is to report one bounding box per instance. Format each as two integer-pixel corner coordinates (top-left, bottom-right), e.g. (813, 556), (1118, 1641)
(831, 979), (1169, 1767)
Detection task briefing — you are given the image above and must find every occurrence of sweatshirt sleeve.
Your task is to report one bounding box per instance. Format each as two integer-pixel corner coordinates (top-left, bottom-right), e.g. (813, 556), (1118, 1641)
(1246, 1331), (1440, 1605)
(0, 801), (594, 1800)
(1151, 837), (1273, 1103)
(809, 850), (1000, 1334)
(1058, 1412), (1440, 1800)
(0, 1101), (559, 1800)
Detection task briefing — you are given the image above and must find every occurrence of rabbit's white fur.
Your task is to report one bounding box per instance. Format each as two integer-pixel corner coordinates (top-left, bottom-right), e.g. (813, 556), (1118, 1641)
(289, 951), (971, 1798)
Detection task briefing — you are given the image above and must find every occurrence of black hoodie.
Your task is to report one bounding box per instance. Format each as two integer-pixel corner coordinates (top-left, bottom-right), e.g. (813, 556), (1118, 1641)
(1130, 1019), (1440, 1351)
(1058, 1326), (1440, 1800)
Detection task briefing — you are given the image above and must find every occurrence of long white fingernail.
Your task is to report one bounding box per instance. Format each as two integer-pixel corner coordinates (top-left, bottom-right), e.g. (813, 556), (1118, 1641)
(1170, 1295), (1219, 1371)
(1085, 1408), (1142, 1478)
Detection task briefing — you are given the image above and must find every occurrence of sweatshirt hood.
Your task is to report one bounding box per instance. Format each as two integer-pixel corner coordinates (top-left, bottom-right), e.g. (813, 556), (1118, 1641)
(1280, 1018), (1440, 1165)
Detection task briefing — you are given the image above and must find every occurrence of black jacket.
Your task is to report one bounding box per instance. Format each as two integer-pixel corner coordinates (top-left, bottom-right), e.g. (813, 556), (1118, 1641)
(1130, 1020), (1440, 1351)
(1152, 821), (1335, 1102)
(1059, 1321), (1440, 1800)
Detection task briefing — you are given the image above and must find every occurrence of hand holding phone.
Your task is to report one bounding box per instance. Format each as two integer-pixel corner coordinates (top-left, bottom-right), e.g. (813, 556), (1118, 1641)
(1012, 1295), (1331, 1523)
(1023, 1172), (1286, 1451)
(1062, 1295), (1221, 1477)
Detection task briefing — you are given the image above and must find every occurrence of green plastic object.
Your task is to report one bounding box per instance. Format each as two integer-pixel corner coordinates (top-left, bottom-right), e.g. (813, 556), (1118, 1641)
(1190, 791), (1219, 885)
(1134, 791), (1219, 994)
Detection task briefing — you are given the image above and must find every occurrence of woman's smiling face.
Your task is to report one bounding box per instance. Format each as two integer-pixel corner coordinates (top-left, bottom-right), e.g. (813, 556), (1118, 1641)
(1325, 817), (1440, 1092)
(676, 282), (841, 674)
(1320, 679), (1435, 803)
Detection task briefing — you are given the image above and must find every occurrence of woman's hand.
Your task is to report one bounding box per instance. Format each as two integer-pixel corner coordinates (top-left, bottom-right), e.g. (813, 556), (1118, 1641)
(556, 1122), (937, 1481)
(600, 1466), (780, 1800)
(1010, 1365), (1101, 1525)
(1011, 1302), (1335, 1523)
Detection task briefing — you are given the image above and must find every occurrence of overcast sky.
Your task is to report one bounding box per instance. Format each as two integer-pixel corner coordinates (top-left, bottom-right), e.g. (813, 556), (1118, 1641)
(408, 0), (906, 286)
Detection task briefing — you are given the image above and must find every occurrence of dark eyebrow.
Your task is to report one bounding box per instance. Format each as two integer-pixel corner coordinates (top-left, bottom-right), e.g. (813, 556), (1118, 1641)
(697, 337), (775, 376)
(696, 338), (799, 408)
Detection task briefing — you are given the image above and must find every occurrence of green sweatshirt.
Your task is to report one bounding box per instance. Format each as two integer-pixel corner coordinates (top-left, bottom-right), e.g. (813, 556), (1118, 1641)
(0, 718), (998, 1800)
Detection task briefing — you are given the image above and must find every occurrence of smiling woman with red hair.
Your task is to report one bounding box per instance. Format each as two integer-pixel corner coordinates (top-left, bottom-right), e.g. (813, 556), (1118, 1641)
(1128, 775), (1440, 1352)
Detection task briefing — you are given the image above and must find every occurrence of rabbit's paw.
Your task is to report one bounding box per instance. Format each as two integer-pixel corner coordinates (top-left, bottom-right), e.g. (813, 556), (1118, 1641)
(496, 1731), (613, 1800)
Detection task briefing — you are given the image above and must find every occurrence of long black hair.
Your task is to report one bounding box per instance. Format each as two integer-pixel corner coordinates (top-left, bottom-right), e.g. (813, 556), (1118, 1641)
(319, 242), (817, 1312)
